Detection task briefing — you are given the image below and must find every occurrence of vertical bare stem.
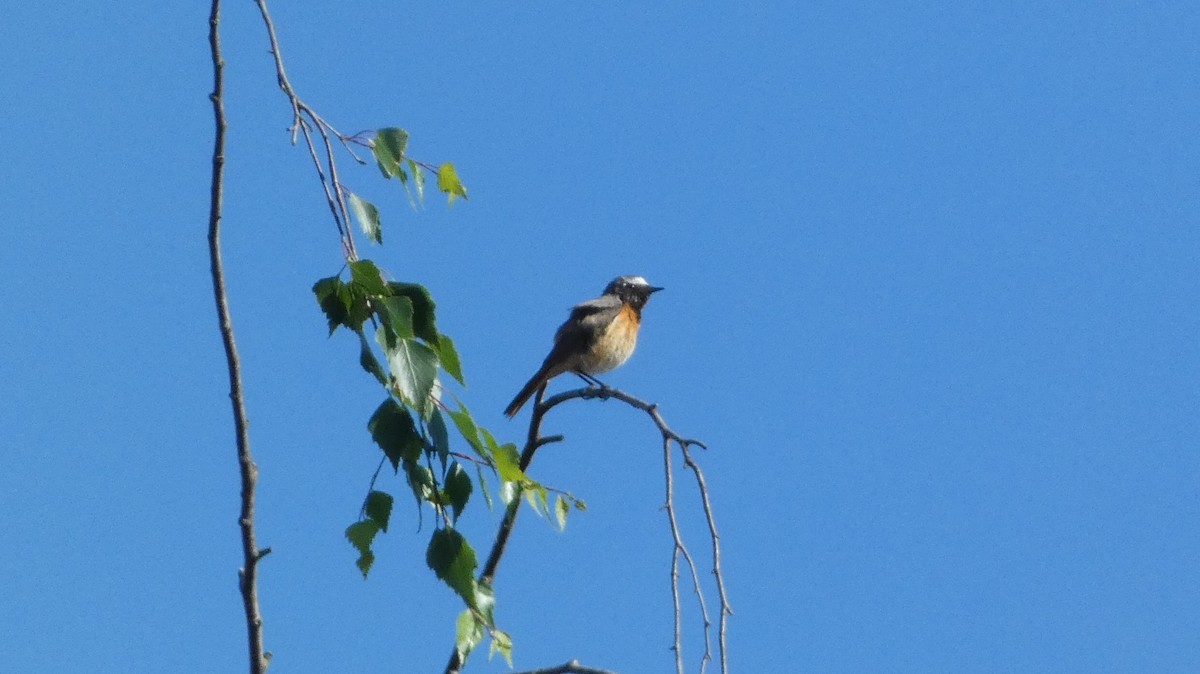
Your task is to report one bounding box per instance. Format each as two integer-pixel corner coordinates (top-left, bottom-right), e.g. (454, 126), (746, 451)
(681, 446), (730, 674)
(209, 3), (268, 672)
(664, 438), (685, 674)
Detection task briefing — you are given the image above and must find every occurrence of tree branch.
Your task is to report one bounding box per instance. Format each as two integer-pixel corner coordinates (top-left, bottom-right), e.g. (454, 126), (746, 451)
(680, 444), (732, 674)
(541, 385), (728, 673)
(208, 2), (269, 672)
(251, 0), (358, 261)
(444, 384), (720, 674)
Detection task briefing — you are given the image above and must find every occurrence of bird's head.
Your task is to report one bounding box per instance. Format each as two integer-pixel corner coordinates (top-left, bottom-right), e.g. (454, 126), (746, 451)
(604, 275), (664, 310)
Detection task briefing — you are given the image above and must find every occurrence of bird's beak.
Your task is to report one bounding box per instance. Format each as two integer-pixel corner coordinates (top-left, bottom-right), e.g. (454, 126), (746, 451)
(649, 286), (665, 294)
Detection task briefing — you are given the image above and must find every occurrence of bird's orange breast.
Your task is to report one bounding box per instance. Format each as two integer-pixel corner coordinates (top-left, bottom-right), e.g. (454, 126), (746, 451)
(580, 304), (640, 374)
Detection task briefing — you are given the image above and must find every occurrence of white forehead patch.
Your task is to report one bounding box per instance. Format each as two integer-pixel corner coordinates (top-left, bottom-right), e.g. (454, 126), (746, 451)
(621, 275), (651, 286)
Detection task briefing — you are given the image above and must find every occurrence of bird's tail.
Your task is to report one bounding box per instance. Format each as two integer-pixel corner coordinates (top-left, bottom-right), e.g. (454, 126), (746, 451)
(504, 366), (552, 417)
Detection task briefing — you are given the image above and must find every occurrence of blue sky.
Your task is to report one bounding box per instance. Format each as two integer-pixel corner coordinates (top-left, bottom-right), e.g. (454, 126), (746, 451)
(2, 1), (1197, 672)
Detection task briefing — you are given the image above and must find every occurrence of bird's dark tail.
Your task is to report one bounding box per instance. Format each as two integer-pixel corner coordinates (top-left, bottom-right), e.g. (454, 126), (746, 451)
(504, 366), (551, 418)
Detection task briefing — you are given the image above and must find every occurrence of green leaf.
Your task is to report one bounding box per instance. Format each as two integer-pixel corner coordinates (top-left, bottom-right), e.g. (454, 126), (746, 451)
(429, 409), (451, 464)
(365, 491), (394, 532)
(342, 283), (373, 332)
(357, 330), (387, 385)
(346, 519), (381, 578)
(475, 464), (494, 511)
(397, 162), (418, 209)
(386, 282), (438, 343)
(313, 276), (348, 334)
(437, 162), (469, 205)
(447, 405), (485, 458)
(368, 399), (422, 470)
(489, 629), (513, 667)
(409, 158), (426, 203)
(349, 259), (389, 296)
(377, 295), (415, 342)
(474, 579), (496, 627)
(523, 484), (549, 518)
(480, 427), (505, 459)
(426, 528), (478, 608)
(492, 441), (525, 483)
(555, 494), (569, 531)
(373, 127), (409, 179)
(444, 462), (472, 521)
(385, 338), (439, 415)
(574, 498), (588, 512)
(437, 334), (465, 386)
(404, 460), (435, 503)
(347, 193), (382, 244)
(455, 610), (485, 665)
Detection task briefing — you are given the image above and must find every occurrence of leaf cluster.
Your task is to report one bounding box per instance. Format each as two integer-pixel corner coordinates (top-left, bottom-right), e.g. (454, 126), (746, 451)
(311, 131), (581, 665)
(347, 127), (468, 245)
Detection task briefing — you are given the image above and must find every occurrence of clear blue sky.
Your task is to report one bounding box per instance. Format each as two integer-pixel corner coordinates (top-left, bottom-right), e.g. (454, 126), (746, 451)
(2, 1), (1197, 672)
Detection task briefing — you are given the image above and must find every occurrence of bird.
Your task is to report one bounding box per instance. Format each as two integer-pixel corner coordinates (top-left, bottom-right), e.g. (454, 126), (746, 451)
(503, 275), (663, 417)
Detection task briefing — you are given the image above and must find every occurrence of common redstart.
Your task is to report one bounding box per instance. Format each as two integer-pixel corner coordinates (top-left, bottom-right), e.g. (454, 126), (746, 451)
(503, 275), (663, 417)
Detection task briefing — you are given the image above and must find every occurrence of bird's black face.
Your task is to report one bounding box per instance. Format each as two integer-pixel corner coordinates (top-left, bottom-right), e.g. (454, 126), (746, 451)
(604, 275), (663, 310)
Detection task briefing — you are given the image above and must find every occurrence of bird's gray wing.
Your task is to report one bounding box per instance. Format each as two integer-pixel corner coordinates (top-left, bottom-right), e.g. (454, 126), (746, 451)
(541, 295), (622, 368)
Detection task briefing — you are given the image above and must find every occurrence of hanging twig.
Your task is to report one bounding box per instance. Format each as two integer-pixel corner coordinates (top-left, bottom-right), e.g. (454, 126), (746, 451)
(251, 0), (358, 261)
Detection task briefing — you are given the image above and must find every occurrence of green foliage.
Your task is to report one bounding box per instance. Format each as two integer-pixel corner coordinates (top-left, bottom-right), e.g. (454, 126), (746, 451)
(447, 404), (485, 458)
(372, 127), (409, 180)
(492, 441), (525, 483)
(436, 335), (465, 385)
(408, 158), (425, 202)
(444, 463), (472, 522)
(376, 295), (415, 342)
(348, 193), (382, 244)
(385, 337), (439, 416)
(426, 528), (479, 608)
(386, 282), (438, 344)
(346, 519), (381, 578)
(489, 629), (514, 667)
(555, 494), (569, 531)
(455, 610), (485, 665)
(365, 491), (394, 533)
(368, 399), (422, 470)
(349, 259), (389, 296)
(437, 162), (468, 204)
(315, 126), (586, 668)
(357, 331), (387, 385)
(404, 461), (436, 503)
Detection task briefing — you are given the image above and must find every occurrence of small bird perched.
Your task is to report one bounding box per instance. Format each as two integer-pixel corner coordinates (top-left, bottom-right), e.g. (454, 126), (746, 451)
(503, 275), (664, 417)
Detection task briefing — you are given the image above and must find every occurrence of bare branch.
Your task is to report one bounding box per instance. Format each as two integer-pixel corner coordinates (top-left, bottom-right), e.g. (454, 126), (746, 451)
(665, 441), (684, 674)
(662, 435), (711, 674)
(539, 386), (727, 673)
(251, 0), (358, 261)
(208, 3), (268, 672)
(680, 445), (733, 674)
(444, 384), (721, 674)
(537, 387), (707, 450)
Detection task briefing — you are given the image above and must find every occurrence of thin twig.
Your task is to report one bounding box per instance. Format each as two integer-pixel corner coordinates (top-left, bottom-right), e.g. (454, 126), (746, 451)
(537, 387), (707, 450)
(680, 445), (732, 674)
(540, 386), (724, 672)
(251, 0), (358, 261)
(208, 3), (268, 672)
(665, 436), (684, 674)
(662, 435), (712, 674)
(445, 384), (719, 674)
